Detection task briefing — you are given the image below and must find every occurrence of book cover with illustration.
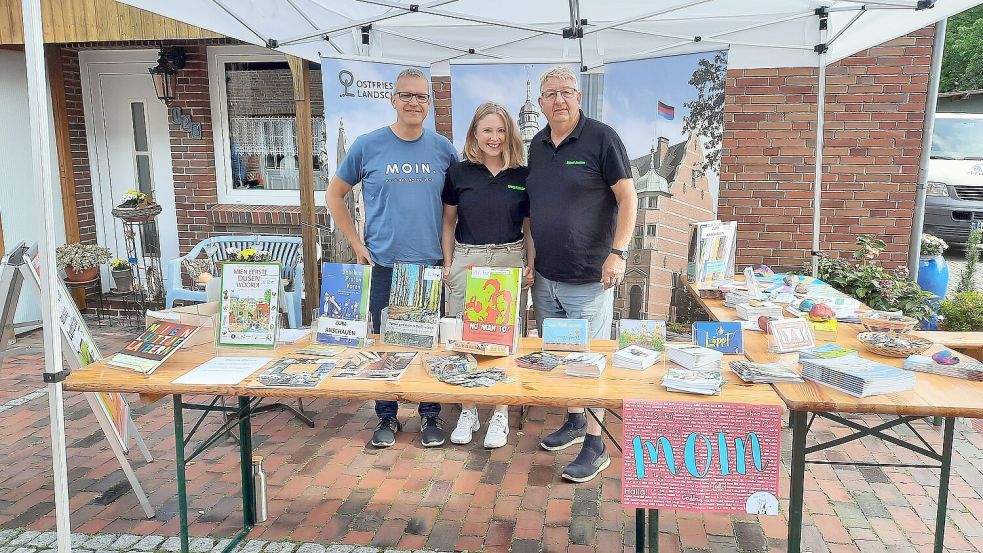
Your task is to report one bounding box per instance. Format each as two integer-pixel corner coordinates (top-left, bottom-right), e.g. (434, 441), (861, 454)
(461, 266), (522, 354)
(617, 319), (667, 351)
(693, 321), (744, 354)
(541, 318), (590, 352)
(316, 262), (372, 347)
(382, 263), (443, 349)
(687, 220), (737, 287)
(218, 262), (281, 348)
(108, 322), (200, 375)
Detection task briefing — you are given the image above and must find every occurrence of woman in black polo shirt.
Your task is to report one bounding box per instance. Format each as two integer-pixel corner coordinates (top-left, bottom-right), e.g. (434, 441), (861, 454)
(441, 101), (535, 449)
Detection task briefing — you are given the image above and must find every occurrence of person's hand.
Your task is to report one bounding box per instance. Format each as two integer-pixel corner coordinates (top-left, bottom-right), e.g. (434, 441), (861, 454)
(442, 265), (452, 284)
(522, 264), (535, 289)
(353, 243), (375, 265)
(601, 253), (626, 289)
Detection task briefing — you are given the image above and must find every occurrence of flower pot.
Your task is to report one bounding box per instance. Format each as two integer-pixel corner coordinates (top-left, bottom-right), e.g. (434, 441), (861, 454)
(112, 269), (134, 292)
(917, 255), (949, 330)
(64, 266), (99, 283)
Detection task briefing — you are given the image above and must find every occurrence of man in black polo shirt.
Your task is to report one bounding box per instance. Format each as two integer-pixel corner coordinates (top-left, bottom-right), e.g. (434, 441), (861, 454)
(528, 66), (637, 483)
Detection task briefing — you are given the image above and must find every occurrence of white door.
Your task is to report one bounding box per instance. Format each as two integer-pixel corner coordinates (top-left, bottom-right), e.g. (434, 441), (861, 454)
(80, 51), (178, 293)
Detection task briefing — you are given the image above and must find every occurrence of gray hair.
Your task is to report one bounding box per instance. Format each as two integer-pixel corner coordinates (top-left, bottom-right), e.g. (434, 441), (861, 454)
(395, 68), (428, 87)
(539, 66), (578, 92)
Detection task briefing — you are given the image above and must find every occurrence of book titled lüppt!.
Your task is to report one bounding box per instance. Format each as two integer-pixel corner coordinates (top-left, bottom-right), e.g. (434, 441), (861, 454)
(461, 266), (522, 354)
(316, 262), (371, 347)
(382, 263), (442, 349)
(541, 318), (590, 352)
(617, 319), (667, 351)
(218, 262), (281, 348)
(693, 321), (744, 354)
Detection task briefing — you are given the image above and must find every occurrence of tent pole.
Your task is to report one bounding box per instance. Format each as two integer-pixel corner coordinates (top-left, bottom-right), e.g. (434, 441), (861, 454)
(908, 18), (947, 281)
(811, 20), (829, 278)
(20, 0), (72, 550)
(287, 56), (319, 326)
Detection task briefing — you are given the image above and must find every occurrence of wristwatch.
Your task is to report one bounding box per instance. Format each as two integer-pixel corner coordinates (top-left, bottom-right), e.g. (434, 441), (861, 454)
(610, 248), (629, 260)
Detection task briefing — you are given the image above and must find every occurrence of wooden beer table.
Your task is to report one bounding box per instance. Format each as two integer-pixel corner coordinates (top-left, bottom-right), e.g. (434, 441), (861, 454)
(64, 336), (783, 553)
(687, 281), (983, 553)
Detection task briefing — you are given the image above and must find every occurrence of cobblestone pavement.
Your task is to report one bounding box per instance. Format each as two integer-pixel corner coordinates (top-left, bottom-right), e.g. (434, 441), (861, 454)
(2, 319), (983, 552)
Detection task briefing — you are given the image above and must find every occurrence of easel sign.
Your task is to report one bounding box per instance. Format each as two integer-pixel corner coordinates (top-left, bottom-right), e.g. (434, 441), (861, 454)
(622, 400), (782, 514)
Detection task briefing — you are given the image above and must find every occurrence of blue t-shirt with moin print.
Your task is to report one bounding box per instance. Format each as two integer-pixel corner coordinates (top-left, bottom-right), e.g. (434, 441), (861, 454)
(337, 127), (458, 267)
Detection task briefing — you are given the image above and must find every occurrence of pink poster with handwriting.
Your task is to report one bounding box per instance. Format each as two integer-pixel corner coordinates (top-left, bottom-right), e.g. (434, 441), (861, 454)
(622, 400), (782, 513)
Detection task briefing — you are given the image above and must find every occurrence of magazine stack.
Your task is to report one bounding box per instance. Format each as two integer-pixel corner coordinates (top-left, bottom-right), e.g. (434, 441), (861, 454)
(736, 301), (784, 320)
(903, 354), (983, 382)
(613, 345), (661, 370)
(663, 345), (724, 395)
(562, 352), (608, 378)
(800, 356), (915, 397)
(728, 361), (804, 384)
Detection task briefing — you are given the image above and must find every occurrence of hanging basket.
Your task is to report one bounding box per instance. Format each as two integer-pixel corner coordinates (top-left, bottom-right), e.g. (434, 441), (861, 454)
(112, 203), (162, 223)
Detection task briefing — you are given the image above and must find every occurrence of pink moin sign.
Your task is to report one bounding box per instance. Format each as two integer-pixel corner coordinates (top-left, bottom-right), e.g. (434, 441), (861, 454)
(622, 400), (782, 513)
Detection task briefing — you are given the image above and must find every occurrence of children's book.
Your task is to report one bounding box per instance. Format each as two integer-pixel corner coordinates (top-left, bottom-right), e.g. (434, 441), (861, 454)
(108, 322), (200, 375)
(617, 319), (666, 351)
(461, 266), (522, 354)
(382, 263), (443, 349)
(218, 262), (281, 348)
(253, 357), (336, 388)
(692, 321), (744, 354)
(316, 262), (371, 347)
(541, 318), (590, 352)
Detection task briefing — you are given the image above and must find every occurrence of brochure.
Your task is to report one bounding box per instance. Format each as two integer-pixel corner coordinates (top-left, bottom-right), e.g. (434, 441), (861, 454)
(542, 318), (590, 352)
(461, 266), (522, 354)
(254, 357), (336, 388)
(218, 262), (281, 348)
(316, 262), (371, 347)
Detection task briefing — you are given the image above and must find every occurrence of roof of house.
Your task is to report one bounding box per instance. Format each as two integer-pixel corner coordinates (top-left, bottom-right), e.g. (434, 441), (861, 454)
(629, 139), (689, 195)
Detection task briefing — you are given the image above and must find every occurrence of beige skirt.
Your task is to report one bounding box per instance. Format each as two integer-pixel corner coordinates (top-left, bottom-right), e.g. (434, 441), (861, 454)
(446, 239), (526, 323)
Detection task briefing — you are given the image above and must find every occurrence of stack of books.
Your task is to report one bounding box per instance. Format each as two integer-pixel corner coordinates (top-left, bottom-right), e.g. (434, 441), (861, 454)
(798, 344), (858, 360)
(736, 301), (784, 320)
(613, 345), (661, 370)
(800, 357), (915, 397)
(562, 352), (608, 378)
(729, 361), (804, 383)
(662, 366), (724, 395)
(724, 291), (754, 308)
(903, 355), (983, 382)
(666, 345), (723, 370)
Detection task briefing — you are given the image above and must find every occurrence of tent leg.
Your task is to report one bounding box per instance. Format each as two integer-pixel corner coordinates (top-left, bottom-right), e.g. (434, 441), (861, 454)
(811, 18), (828, 278)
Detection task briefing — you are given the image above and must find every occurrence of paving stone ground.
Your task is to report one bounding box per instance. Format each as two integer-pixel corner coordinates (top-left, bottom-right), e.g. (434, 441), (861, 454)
(2, 318), (982, 552)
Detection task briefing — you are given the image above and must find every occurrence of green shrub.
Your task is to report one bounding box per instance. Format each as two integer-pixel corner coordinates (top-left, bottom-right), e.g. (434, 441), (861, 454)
(939, 291), (983, 331)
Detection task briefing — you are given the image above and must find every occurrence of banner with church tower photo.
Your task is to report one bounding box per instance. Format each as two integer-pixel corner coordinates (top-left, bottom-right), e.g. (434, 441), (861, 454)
(602, 50), (729, 322)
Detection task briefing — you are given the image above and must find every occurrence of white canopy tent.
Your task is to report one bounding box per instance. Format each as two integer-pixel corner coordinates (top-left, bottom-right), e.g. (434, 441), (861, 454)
(17, 1), (978, 552)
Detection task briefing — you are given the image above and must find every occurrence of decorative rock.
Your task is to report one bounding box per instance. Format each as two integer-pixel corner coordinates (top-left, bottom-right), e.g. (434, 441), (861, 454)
(758, 315), (776, 332)
(756, 264), (774, 276)
(932, 350), (960, 365)
(809, 303), (836, 321)
(799, 299), (816, 312)
(783, 274), (798, 286)
(794, 283), (809, 294)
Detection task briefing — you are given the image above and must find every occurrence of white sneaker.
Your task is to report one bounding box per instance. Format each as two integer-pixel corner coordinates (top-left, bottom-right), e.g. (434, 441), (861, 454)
(483, 411), (510, 449)
(451, 407), (479, 444)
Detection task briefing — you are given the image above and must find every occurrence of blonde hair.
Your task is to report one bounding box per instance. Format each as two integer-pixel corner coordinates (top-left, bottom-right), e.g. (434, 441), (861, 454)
(462, 102), (526, 168)
(539, 66), (579, 92)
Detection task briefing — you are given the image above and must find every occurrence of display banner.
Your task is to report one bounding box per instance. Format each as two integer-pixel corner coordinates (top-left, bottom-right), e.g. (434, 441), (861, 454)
(449, 61), (578, 153)
(318, 56), (434, 178)
(622, 400), (781, 514)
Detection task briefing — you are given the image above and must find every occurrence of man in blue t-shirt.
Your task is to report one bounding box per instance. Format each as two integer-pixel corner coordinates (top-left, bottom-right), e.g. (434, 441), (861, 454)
(327, 68), (458, 449)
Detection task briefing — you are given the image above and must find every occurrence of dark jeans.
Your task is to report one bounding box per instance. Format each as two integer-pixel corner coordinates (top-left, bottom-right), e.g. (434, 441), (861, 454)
(369, 264), (441, 419)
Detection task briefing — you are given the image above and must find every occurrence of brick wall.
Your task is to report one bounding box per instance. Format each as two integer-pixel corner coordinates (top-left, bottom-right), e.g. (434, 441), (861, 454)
(717, 26), (933, 269)
(60, 48), (96, 245)
(432, 76), (452, 141)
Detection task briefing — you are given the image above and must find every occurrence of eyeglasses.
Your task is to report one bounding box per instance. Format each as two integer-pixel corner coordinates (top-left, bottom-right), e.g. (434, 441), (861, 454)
(540, 88), (578, 102)
(395, 91), (431, 104)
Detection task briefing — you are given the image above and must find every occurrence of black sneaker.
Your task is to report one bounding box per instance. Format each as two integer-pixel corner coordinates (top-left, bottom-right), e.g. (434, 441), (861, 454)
(540, 416), (587, 451)
(371, 416), (401, 448)
(421, 416), (445, 447)
(561, 444), (611, 483)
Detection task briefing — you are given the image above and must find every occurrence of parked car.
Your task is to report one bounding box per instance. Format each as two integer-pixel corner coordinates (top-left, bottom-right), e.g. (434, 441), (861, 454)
(924, 112), (983, 246)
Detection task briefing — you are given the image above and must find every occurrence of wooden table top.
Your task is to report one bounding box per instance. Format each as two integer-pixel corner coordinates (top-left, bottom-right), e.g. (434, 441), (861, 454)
(63, 337), (784, 410)
(686, 281), (983, 418)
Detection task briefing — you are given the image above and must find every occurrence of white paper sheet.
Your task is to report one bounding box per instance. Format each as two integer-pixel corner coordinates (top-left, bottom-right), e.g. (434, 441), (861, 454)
(277, 328), (312, 344)
(172, 357), (272, 385)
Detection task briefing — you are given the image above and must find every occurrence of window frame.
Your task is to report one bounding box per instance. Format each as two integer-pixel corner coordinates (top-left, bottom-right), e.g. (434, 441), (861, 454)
(208, 45), (327, 207)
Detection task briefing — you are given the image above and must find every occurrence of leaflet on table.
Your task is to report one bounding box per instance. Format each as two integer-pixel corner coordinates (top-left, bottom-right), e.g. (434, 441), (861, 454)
(276, 328), (311, 344)
(461, 266), (522, 354)
(332, 351), (417, 380)
(692, 321), (744, 354)
(382, 263), (442, 349)
(108, 321), (200, 375)
(217, 262), (281, 348)
(541, 318), (590, 352)
(172, 357), (272, 385)
(317, 263), (372, 347)
(617, 319), (666, 351)
(252, 358), (336, 388)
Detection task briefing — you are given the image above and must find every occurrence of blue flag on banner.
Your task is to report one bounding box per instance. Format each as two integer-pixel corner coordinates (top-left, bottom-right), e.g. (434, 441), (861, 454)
(658, 101), (675, 120)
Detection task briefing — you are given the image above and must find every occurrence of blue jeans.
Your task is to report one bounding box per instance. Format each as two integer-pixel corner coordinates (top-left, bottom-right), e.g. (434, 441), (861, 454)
(369, 264), (441, 419)
(532, 271), (614, 340)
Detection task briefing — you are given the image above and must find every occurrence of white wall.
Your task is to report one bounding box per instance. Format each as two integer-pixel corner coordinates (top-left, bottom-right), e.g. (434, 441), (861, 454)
(0, 50), (66, 328)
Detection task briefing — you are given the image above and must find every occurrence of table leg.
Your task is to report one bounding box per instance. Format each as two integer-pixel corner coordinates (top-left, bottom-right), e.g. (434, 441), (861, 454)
(635, 509), (645, 553)
(787, 410), (808, 553)
(173, 395), (190, 553)
(647, 509), (659, 553)
(238, 397), (256, 527)
(934, 417), (955, 553)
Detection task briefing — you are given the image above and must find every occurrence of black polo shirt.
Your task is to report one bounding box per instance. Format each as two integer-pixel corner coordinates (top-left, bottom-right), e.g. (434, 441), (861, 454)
(527, 111), (632, 284)
(442, 161), (529, 245)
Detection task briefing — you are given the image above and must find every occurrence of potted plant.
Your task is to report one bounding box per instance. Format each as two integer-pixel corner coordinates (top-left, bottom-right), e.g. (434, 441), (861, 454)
(110, 258), (134, 292)
(917, 233), (949, 299)
(112, 189), (161, 222)
(55, 243), (111, 283)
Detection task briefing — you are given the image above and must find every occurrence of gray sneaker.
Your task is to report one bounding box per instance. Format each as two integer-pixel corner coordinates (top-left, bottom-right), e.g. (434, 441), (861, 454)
(421, 415), (446, 447)
(371, 416), (401, 448)
(561, 445), (611, 483)
(540, 416), (587, 451)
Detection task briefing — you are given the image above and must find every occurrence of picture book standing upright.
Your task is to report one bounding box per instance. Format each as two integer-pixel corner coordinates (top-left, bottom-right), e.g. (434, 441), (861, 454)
(382, 263), (442, 349)
(317, 262), (371, 347)
(218, 262), (281, 348)
(460, 266), (522, 354)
